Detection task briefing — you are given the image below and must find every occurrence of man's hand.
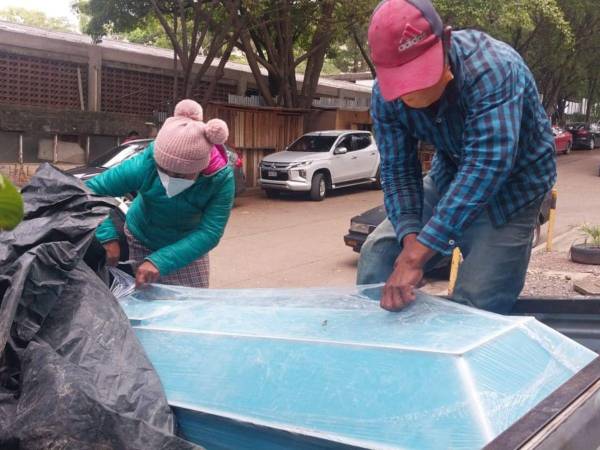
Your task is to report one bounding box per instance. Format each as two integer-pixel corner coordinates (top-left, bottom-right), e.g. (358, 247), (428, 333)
(103, 241), (121, 267)
(381, 234), (436, 311)
(136, 261), (160, 289)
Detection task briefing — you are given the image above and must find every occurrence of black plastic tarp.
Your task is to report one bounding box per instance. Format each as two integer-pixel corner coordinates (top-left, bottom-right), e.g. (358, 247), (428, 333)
(0, 164), (201, 450)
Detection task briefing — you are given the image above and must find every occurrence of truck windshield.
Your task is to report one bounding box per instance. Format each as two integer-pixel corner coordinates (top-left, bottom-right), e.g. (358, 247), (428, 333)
(287, 136), (337, 152)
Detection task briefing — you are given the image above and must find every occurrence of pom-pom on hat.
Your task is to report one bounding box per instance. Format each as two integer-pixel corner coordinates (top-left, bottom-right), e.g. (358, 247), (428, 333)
(154, 99), (229, 174)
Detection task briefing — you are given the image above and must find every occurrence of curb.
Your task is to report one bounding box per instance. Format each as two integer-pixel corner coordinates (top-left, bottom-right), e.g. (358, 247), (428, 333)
(532, 226), (582, 255)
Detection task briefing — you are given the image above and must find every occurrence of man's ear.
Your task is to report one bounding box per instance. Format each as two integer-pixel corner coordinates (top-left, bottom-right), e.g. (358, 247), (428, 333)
(443, 26), (452, 53)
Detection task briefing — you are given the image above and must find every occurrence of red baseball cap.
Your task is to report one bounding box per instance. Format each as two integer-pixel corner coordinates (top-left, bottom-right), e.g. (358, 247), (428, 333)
(368, 0), (445, 101)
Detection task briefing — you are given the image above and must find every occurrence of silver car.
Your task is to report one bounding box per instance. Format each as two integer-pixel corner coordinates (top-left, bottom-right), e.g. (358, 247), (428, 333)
(259, 130), (380, 201)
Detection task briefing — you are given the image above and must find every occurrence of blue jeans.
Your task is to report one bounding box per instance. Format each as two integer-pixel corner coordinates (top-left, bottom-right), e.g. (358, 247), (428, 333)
(357, 176), (543, 314)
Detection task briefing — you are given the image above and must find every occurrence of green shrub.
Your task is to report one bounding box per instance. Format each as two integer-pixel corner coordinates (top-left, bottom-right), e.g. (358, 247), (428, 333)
(0, 173), (24, 231)
(580, 224), (600, 247)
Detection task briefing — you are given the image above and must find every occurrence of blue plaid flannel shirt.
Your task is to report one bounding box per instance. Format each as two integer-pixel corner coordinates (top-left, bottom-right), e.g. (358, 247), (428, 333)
(372, 30), (557, 256)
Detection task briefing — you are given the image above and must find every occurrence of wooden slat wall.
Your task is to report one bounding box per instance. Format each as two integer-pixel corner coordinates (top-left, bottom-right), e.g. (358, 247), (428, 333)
(206, 103), (305, 187)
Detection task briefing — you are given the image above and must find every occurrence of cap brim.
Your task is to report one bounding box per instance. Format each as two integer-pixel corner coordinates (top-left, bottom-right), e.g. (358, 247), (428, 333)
(376, 39), (444, 102)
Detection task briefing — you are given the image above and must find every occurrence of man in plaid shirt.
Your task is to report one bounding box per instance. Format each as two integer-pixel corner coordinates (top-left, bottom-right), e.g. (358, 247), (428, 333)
(358, 0), (557, 313)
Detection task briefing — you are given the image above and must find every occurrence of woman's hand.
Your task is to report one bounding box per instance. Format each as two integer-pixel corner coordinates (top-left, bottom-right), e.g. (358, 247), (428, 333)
(103, 241), (121, 266)
(136, 261), (160, 289)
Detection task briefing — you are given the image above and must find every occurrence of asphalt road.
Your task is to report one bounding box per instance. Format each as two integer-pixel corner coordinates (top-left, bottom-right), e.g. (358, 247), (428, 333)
(210, 149), (600, 289)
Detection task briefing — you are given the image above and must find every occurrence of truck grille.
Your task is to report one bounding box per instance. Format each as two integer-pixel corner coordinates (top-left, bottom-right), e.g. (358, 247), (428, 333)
(261, 169), (289, 181)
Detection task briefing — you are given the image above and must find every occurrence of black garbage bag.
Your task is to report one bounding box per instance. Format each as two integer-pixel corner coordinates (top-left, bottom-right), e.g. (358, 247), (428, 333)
(0, 164), (201, 450)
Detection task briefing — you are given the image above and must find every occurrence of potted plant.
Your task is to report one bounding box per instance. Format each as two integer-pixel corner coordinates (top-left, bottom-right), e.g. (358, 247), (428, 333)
(571, 224), (600, 265)
(0, 173), (24, 231)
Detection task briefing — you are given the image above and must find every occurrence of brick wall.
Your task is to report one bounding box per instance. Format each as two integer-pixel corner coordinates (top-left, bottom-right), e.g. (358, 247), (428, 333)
(101, 66), (236, 116)
(0, 51), (87, 110)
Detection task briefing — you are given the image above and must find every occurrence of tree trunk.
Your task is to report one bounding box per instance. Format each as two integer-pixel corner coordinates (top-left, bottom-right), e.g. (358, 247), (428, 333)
(200, 36), (237, 109)
(224, 0), (276, 106)
(352, 26), (376, 78)
(298, 0), (336, 109)
(172, 15), (179, 106)
(585, 76), (598, 123)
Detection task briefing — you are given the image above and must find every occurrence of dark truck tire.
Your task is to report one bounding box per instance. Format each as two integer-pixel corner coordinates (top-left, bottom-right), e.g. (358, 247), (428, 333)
(310, 173), (327, 201)
(371, 167), (382, 190)
(571, 244), (600, 265)
(532, 223), (542, 248)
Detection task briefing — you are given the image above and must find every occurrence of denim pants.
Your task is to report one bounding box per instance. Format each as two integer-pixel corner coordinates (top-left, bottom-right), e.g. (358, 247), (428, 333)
(357, 176), (543, 314)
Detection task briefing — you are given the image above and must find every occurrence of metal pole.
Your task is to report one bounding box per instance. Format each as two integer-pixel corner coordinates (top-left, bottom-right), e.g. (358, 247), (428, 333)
(85, 136), (90, 164)
(546, 189), (559, 252)
(18, 133), (23, 164)
(77, 67), (85, 111)
(18, 133), (24, 184)
(53, 134), (58, 164)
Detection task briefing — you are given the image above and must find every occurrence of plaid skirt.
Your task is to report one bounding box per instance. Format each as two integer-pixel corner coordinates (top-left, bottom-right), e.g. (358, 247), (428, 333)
(124, 225), (209, 288)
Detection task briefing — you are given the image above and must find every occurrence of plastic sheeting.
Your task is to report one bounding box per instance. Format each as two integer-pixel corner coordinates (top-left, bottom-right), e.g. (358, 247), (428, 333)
(0, 164), (200, 450)
(114, 282), (598, 450)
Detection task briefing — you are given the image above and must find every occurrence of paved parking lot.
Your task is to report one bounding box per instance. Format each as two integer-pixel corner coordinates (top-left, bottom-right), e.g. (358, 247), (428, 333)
(210, 149), (600, 289)
(210, 186), (382, 288)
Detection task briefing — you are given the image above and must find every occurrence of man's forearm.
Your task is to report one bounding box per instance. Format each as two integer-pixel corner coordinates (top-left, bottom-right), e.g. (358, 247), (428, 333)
(401, 233), (436, 267)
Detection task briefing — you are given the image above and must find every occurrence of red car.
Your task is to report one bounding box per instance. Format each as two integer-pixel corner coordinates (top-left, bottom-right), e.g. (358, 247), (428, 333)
(552, 126), (573, 154)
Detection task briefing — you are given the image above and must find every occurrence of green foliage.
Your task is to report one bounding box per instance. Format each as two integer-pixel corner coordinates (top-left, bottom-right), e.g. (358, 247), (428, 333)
(71, 0), (600, 112)
(121, 16), (174, 49)
(0, 7), (75, 32)
(0, 174), (24, 231)
(581, 224), (600, 247)
(74, 0), (151, 39)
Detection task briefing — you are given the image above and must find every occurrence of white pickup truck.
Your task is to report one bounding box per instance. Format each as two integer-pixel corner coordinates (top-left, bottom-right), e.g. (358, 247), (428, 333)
(259, 130), (380, 201)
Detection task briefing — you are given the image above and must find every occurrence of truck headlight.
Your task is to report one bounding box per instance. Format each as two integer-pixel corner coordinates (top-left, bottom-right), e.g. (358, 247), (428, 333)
(290, 160), (313, 169)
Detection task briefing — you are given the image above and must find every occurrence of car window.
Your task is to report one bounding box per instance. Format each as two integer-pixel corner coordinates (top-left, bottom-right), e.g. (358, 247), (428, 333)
(351, 134), (372, 151)
(287, 135), (337, 152)
(101, 146), (141, 168)
(89, 142), (149, 167)
(335, 136), (352, 151)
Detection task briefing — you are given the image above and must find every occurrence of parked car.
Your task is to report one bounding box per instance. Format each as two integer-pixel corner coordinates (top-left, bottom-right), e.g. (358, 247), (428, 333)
(66, 139), (246, 197)
(259, 130), (380, 201)
(552, 126), (573, 154)
(566, 123), (600, 150)
(344, 192), (553, 253)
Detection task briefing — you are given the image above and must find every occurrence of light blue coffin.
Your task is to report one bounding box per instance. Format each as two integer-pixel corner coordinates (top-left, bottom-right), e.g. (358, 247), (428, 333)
(118, 284), (597, 450)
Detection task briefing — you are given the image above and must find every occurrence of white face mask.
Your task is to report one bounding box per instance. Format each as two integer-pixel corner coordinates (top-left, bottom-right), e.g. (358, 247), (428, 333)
(157, 169), (196, 198)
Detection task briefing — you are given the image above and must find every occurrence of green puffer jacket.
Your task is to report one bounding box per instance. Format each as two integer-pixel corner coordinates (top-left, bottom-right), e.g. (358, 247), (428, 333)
(86, 142), (235, 275)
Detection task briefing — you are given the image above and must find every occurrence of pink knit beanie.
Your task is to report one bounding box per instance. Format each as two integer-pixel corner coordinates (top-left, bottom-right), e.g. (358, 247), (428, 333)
(154, 99), (229, 174)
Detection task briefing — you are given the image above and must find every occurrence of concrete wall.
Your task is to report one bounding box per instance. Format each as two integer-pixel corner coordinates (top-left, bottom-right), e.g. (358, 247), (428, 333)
(0, 21), (372, 117)
(0, 104), (148, 136)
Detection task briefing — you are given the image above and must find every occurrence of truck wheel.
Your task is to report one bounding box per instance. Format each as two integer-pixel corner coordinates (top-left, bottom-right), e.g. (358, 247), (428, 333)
(265, 189), (280, 199)
(532, 223), (541, 248)
(310, 173), (327, 201)
(371, 167), (382, 190)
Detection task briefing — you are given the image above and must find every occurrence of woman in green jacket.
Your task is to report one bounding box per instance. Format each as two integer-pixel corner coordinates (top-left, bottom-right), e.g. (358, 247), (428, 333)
(87, 99), (235, 289)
